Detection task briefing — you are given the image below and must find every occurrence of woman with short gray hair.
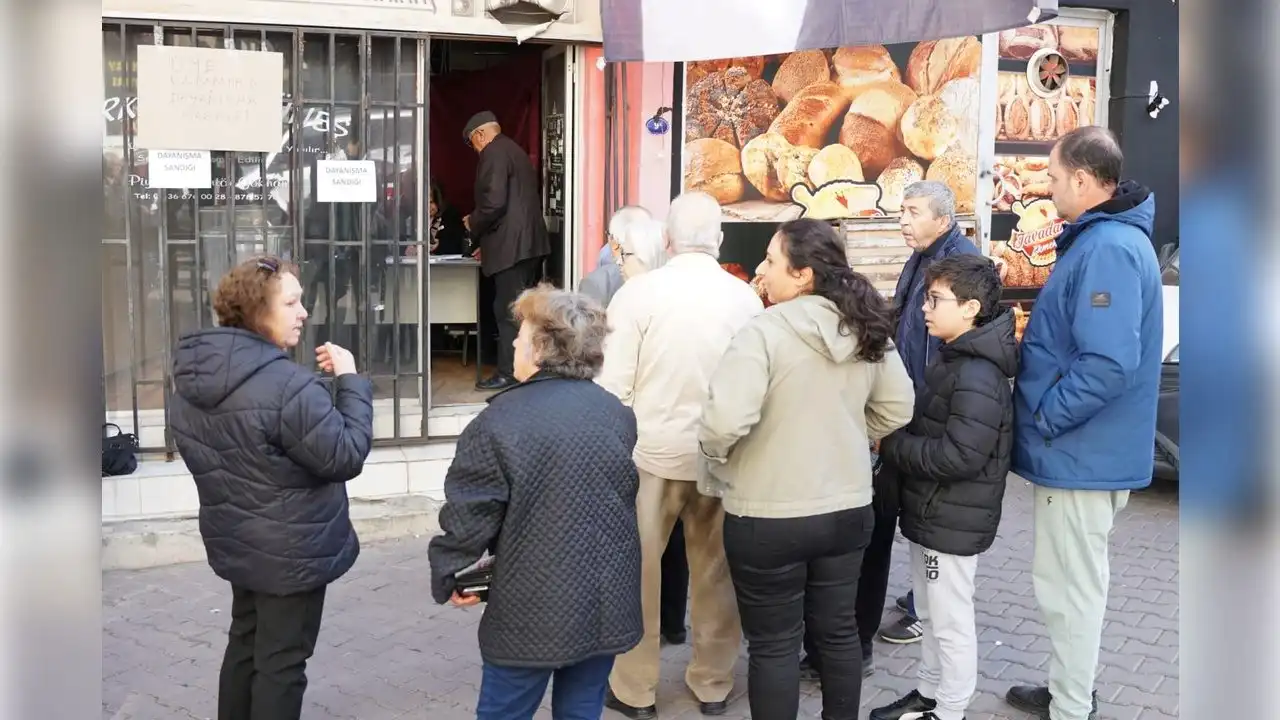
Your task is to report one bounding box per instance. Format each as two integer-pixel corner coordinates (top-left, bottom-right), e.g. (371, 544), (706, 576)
(615, 218), (670, 282)
(428, 285), (643, 719)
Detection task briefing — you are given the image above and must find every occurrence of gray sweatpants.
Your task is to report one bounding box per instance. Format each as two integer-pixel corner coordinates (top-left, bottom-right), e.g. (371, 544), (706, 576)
(1032, 485), (1130, 720)
(910, 542), (979, 720)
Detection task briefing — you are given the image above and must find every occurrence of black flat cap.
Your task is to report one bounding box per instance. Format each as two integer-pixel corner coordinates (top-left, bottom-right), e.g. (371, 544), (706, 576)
(463, 111), (497, 141)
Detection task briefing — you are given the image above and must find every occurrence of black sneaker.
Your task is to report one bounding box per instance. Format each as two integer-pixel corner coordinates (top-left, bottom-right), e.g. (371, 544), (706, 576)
(1005, 685), (1098, 720)
(896, 594), (911, 613)
(878, 614), (924, 644)
(868, 690), (937, 720)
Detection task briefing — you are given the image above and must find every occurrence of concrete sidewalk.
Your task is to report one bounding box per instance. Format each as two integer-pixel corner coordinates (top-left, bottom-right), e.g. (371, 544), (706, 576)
(103, 476), (1179, 719)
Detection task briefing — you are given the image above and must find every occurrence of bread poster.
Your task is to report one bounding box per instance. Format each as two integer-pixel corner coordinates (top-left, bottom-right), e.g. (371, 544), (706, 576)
(990, 21), (1104, 288)
(680, 38), (983, 223)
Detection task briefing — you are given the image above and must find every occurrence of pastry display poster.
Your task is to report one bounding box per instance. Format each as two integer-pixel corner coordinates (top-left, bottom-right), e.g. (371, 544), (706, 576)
(679, 38), (982, 223)
(990, 21), (1103, 288)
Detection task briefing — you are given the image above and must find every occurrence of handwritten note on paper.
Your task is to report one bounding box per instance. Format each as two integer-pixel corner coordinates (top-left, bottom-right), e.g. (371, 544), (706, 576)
(135, 45), (283, 152)
(147, 150), (212, 189)
(317, 161), (378, 203)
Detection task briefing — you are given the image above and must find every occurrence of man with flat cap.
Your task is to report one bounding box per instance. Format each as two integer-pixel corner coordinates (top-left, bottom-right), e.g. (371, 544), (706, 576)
(463, 110), (550, 391)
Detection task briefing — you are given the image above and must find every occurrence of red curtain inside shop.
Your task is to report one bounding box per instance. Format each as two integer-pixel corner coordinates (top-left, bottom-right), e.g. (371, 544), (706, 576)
(428, 54), (543, 216)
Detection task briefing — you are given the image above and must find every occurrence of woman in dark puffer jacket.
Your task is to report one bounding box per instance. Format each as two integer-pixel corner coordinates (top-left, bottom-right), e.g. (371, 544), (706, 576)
(170, 255), (374, 720)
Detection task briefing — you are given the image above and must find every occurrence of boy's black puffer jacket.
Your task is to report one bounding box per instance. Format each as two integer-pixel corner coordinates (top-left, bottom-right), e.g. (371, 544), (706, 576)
(170, 328), (374, 595)
(881, 308), (1018, 556)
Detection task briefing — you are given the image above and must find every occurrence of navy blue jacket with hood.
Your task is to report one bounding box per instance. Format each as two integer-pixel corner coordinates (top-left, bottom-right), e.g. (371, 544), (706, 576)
(1013, 182), (1163, 490)
(892, 223), (980, 389)
(170, 328), (375, 595)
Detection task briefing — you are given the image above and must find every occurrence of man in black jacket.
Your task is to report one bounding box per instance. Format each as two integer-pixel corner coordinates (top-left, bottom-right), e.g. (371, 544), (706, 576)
(463, 111), (551, 391)
(870, 255), (1016, 720)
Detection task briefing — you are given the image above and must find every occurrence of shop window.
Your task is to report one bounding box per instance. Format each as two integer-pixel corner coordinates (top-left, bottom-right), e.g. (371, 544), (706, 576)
(101, 22), (430, 452)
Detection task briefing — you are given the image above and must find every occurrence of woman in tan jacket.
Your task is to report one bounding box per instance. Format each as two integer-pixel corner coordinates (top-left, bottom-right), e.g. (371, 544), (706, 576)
(698, 218), (915, 720)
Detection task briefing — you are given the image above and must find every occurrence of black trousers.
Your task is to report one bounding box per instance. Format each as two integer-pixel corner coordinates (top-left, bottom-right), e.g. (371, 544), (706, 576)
(725, 506), (874, 720)
(218, 584), (327, 720)
(491, 257), (544, 377)
(854, 462), (902, 654)
(660, 519), (689, 636)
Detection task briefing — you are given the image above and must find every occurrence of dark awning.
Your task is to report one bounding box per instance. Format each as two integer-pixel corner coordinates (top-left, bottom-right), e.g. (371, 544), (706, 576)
(602, 0), (1059, 62)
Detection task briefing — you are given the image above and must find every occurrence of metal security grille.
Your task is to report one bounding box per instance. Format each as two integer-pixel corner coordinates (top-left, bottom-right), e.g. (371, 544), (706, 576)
(102, 22), (431, 454)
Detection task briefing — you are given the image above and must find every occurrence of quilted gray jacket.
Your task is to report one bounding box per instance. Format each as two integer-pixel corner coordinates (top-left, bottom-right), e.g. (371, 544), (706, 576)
(171, 328), (374, 595)
(428, 373), (643, 668)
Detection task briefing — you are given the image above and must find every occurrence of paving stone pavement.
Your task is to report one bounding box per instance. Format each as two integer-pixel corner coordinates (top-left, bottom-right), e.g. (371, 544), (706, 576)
(103, 476), (1179, 719)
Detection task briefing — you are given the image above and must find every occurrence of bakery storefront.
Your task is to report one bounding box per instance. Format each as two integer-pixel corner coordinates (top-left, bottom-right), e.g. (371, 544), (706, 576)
(603, 6), (1179, 340)
(101, 0), (610, 465)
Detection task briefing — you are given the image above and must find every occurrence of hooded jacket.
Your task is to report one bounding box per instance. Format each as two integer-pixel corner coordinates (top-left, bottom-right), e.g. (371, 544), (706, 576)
(892, 223), (980, 391)
(1013, 182), (1163, 491)
(882, 308), (1019, 557)
(698, 295), (915, 519)
(170, 328), (375, 595)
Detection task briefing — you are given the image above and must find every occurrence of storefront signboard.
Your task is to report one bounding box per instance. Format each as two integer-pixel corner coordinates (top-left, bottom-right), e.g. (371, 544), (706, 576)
(678, 38), (983, 223)
(317, 160), (378, 203)
(135, 45), (284, 153)
(146, 150), (212, 189)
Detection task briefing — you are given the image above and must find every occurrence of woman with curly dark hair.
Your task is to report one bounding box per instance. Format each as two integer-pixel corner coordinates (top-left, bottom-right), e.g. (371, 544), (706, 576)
(698, 218), (915, 720)
(170, 255), (374, 720)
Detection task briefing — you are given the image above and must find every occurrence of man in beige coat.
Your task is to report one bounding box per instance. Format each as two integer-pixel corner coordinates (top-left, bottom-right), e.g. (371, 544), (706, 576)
(598, 192), (764, 718)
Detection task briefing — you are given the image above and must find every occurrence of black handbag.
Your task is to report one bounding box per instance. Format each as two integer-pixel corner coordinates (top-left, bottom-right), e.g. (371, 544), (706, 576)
(102, 423), (139, 477)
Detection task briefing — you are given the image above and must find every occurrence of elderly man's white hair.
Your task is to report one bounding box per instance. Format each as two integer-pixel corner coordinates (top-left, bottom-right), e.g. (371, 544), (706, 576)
(607, 205), (652, 241)
(665, 191), (722, 259)
(617, 218), (670, 273)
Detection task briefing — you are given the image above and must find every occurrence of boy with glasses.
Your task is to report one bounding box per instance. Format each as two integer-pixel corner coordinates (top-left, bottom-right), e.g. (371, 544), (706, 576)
(870, 254), (1017, 720)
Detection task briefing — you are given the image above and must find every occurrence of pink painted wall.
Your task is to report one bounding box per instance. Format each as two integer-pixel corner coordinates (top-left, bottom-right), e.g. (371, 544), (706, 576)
(635, 62), (676, 219)
(580, 58), (678, 281)
(580, 46), (606, 280)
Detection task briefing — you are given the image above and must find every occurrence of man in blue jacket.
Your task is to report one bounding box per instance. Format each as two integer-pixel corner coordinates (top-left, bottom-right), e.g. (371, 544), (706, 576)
(1004, 127), (1162, 720)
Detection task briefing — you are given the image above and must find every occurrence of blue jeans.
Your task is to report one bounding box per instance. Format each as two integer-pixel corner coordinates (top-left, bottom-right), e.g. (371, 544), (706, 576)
(476, 655), (616, 720)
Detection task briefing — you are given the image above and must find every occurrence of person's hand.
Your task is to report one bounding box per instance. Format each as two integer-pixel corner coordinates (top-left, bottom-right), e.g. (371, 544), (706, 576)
(315, 342), (357, 376)
(462, 214), (471, 231)
(450, 591), (481, 608)
(471, 248), (482, 261)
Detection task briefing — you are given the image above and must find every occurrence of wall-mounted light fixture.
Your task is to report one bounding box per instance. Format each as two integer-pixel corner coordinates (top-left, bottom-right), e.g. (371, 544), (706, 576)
(1112, 80), (1170, 119)
(646, 106), (672, 135)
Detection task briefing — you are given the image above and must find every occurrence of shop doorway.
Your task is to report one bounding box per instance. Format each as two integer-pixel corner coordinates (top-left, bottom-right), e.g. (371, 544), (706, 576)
(425, 38), (575, 408)
(102, 23), (432, 448)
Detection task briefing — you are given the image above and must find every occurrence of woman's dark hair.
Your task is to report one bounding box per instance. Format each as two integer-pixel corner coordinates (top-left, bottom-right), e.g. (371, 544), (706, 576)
(429, 181), (448, 211)
(776, 218), (893, 363)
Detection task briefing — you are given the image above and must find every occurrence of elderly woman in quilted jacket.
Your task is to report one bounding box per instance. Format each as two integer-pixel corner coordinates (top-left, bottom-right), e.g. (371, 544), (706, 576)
(170, 255), (374, 720)
(428, 285), (643, 720)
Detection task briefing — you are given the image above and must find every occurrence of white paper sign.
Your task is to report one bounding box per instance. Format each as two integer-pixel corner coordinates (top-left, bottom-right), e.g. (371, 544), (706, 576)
(136, 45), (284, 152)
(317, 160), (377, 203)
(147, 150), (212, 189)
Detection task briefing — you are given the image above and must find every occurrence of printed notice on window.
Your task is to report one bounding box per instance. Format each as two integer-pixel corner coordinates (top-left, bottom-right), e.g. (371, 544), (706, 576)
(317, 160), (377, 203)
(147, 150), (212, 189)
(135, 45), (284, 152)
